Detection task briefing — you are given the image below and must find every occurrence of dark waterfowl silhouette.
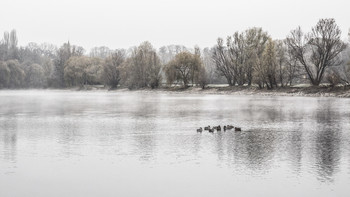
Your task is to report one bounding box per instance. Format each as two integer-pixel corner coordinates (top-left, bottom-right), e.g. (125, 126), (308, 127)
(198, 124), (241, 133)
(234, 127), (241, 131)
(227, 125), (234, 130)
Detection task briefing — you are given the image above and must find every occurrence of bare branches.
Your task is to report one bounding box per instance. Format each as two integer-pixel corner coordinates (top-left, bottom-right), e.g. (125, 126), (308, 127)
(212, 28), (269, 87)
(286, 19), (347, 86)
(122, 42), (162, 89)
(212, 38), (234, 86)
(103, 49), (125, 89)
(165, 51), (203, 87)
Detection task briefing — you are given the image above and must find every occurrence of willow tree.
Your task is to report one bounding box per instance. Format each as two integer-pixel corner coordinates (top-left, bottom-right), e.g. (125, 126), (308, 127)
(286, 18), (347, 86)
(165, 51), (203, 87)
(244, 28), (270, 85)
(5, 60), (25, 88)
(64, 56), (103, 87)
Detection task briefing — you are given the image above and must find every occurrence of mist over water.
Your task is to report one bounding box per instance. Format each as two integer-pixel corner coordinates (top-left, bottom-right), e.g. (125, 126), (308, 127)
(1, 90), (350, 197)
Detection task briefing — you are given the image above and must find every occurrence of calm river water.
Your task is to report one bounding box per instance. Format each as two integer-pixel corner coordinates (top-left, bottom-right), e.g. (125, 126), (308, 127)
(0, 90), (350, 197)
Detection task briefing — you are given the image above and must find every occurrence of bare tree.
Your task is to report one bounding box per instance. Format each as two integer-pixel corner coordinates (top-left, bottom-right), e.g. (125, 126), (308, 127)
(285, 47), (302, 86)
(227, 32), (246, 85)
(244, 28), (269, 85)
(3, 32), (9, 47)
(262, 39), (278, 89)
(213, 28), (269, 86)
(165, 51), (203, 87)
(286, 19), (347, 86)
(53, 42), (85, 87)
(147, 50), (162, 89)
(202, 47), (223, 84)
(212, 38), (235, 86)
(0, 30), (19, 61)
(158, 45), (188, 65)
(0, 32), (10, 60)
(335, 30), (350, 86)
(346, 31), (350, 84)
(53, 42), (71, 87)
(122, 42), (162, 89)
(275, 40), (287, 86)
(103, 49), (125, 89)
(8, 30), (19, 60)
(39, 43), (57, 59)
(90, 46), (112, 58)
(275, 39), (302, 87)
(0, 61), (10, 88)
(252, 39), (277, 89)
(25, 63), (46, 88)
(197, 64), (208, 89)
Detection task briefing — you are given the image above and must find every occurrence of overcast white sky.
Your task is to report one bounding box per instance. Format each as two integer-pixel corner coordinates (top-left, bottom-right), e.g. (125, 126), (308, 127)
(1, 0), (349, 51)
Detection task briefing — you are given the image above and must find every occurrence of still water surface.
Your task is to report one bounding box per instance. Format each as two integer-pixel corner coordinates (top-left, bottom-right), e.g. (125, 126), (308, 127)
(0, 90), (350, 197)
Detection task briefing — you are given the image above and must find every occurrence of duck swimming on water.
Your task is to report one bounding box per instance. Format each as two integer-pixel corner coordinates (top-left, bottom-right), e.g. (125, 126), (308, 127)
(196, 124), (242, 133)
(226, 125), (234, 130)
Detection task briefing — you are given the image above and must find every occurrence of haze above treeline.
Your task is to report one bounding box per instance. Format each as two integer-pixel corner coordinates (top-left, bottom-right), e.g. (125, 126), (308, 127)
(2, 0), (349, 50)
(0, 18), (349, 90)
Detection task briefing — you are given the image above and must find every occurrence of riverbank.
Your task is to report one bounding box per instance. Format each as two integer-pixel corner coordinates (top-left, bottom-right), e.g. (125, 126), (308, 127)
(2, 84), (350, 98)
(116, 85), (350, 98)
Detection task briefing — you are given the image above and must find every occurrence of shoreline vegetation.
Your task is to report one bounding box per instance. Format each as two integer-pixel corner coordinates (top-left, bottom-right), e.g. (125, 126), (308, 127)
(137, 85), (350, 98)
(1, 19), (350, 96)
(105, 84), (350, 98)
(3, 84), (349, 98)
(103, 85), (350, 98)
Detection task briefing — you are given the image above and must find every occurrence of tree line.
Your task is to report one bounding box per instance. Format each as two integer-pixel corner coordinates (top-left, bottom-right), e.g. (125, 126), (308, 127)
(0, 18), (349, 90)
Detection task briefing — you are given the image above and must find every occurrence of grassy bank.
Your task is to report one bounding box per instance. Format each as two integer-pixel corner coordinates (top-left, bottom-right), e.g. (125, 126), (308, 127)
(115, 84), (350, 98)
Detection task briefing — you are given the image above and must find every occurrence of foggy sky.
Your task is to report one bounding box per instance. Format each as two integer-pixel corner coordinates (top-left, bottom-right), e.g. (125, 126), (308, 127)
(1, 0), (349, 51)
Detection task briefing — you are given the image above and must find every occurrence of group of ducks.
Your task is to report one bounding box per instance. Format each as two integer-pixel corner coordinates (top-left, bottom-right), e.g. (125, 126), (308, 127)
(196, 125), (241, 133)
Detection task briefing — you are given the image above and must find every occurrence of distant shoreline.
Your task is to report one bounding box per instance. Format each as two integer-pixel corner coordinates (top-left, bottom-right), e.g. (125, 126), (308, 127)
(2, 85), (349, 98)
(122, 85), (350, 98)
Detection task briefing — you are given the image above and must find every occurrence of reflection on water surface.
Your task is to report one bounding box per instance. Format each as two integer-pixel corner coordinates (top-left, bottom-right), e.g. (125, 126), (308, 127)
(1, 90), (350, 197)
